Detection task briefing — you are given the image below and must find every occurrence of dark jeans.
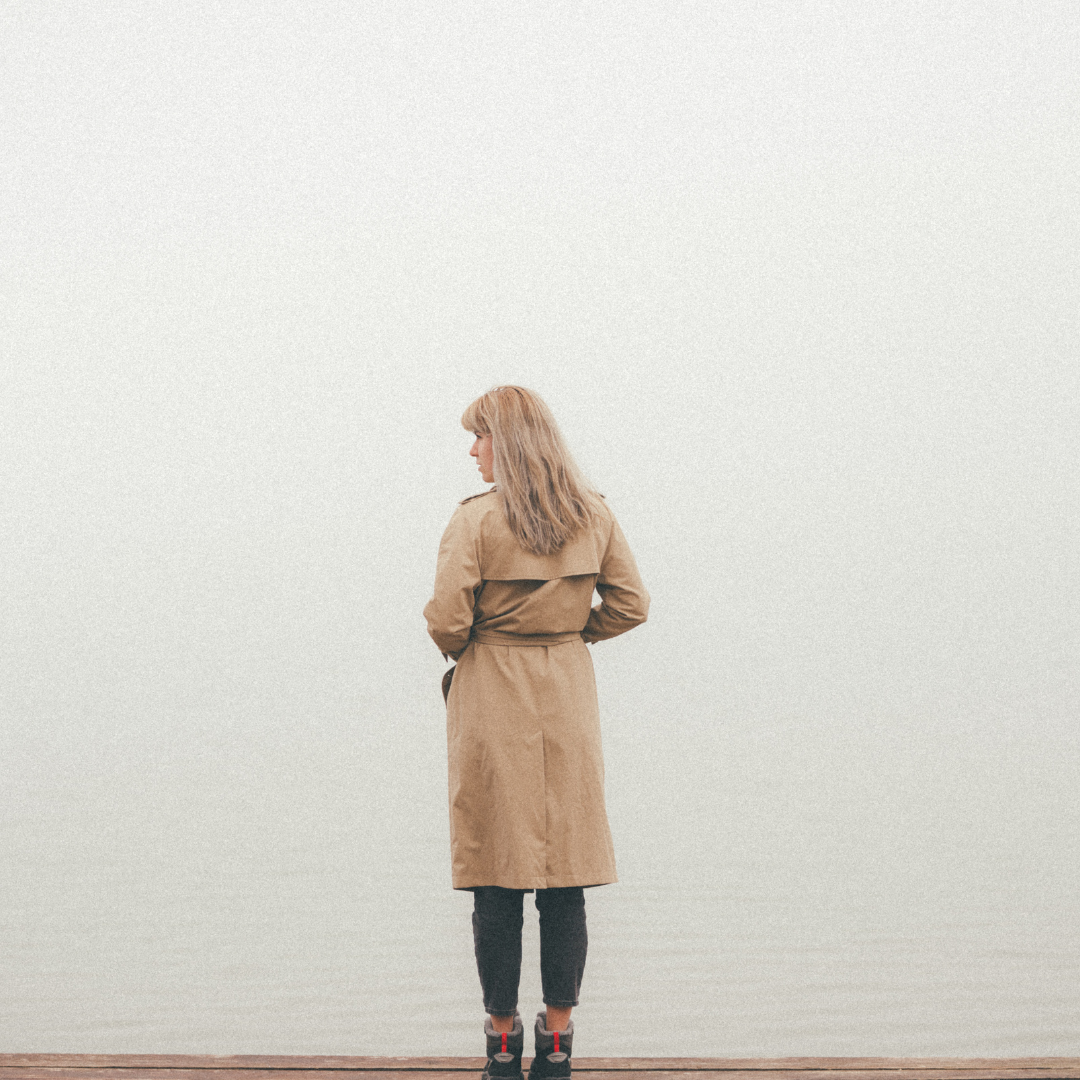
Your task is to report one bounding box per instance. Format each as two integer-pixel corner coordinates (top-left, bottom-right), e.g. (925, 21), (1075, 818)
(472, 886), (588, 1015)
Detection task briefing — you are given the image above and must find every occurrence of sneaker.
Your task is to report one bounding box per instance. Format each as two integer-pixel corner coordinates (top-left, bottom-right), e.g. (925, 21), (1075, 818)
(527, 1011), (573, 1080)
(482, 1012), (524, 1080)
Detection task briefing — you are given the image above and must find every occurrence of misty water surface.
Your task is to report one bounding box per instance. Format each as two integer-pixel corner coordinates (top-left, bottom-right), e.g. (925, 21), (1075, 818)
(3, 0), (1079, 1056)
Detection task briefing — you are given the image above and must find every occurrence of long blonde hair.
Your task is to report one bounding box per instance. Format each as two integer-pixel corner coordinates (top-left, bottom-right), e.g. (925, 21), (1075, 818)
(461, 386), (602, 556)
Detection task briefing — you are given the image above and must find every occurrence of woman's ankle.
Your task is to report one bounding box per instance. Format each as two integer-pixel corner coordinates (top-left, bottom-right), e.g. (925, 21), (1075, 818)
(544, 1006), (572, 1032)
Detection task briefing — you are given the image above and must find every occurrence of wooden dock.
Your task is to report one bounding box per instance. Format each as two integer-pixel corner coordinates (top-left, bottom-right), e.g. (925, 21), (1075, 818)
(1, 1057), (1078, 1080)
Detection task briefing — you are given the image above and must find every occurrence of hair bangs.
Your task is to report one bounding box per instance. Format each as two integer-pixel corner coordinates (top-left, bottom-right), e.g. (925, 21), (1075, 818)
(461, 397), (491, 435)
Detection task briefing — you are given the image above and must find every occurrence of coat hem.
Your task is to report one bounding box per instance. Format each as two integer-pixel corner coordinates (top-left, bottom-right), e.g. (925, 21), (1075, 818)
(452, 876), (617, 892)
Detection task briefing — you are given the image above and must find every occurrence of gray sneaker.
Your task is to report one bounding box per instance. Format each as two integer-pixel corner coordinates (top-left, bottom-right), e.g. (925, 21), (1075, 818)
(482, 1012), (524, 1080)
(527, 1012), (573, 1080)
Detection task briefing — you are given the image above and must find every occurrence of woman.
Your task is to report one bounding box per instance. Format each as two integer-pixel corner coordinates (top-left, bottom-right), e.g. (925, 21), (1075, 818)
(424, 386), (649, 1080)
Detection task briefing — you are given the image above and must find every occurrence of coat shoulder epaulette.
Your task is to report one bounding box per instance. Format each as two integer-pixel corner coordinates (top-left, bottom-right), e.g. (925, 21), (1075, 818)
(459, 488), (497, 506)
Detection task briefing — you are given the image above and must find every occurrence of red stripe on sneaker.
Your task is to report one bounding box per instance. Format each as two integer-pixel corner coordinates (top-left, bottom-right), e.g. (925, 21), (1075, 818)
(501, 1033), (507, 1054)
(553, 1032), (559, 1054)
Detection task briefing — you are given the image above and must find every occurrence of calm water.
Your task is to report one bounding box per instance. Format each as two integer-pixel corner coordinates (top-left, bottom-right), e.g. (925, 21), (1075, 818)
(3, 680), (1078, 1056)
(6, 0), (1080, 1055)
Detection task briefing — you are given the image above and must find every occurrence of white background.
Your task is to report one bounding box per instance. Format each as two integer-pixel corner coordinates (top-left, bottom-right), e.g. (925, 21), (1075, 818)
(2, 0), (1078, 1056)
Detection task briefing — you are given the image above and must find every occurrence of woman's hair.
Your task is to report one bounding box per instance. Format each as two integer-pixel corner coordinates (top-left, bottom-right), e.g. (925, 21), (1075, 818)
(461, 385), (602, 556)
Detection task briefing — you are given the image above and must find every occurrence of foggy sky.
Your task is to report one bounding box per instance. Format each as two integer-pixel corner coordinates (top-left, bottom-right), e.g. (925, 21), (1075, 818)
(2, 2), (1079, 1044)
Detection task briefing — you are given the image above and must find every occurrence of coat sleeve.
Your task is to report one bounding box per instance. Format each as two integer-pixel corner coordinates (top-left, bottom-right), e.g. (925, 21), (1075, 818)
(423, 506), (481, 660)
(581, 515), (649, 644)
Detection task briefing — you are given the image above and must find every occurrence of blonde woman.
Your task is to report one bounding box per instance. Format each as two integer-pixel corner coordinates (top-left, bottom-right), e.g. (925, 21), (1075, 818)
(424, 386), (649, 1080)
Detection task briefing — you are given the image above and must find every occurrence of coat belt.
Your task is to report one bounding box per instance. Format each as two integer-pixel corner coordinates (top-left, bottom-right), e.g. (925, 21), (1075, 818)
(471, 629), (583, 647)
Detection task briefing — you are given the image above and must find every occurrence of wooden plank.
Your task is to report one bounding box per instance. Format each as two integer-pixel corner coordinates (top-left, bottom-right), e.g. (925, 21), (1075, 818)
(585, 1073), (1080, 1080)
(0, 1063), (479, 1073)
(3, 1070), (1080, 1080)
(0, 1063), (473, 1072)
(0, 1060), (1077, 1080)
(0, 1073), (475, 1080)
(565, 1073), (1080, 1080)
(583, 1067), (1080, 1075)
(2, 1060), (1077, 1072)
(7, 1072), (1077, 1080)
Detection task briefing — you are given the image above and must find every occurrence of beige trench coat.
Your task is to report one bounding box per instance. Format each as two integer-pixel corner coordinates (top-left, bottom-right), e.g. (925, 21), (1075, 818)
(424, 490), (649, 890)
